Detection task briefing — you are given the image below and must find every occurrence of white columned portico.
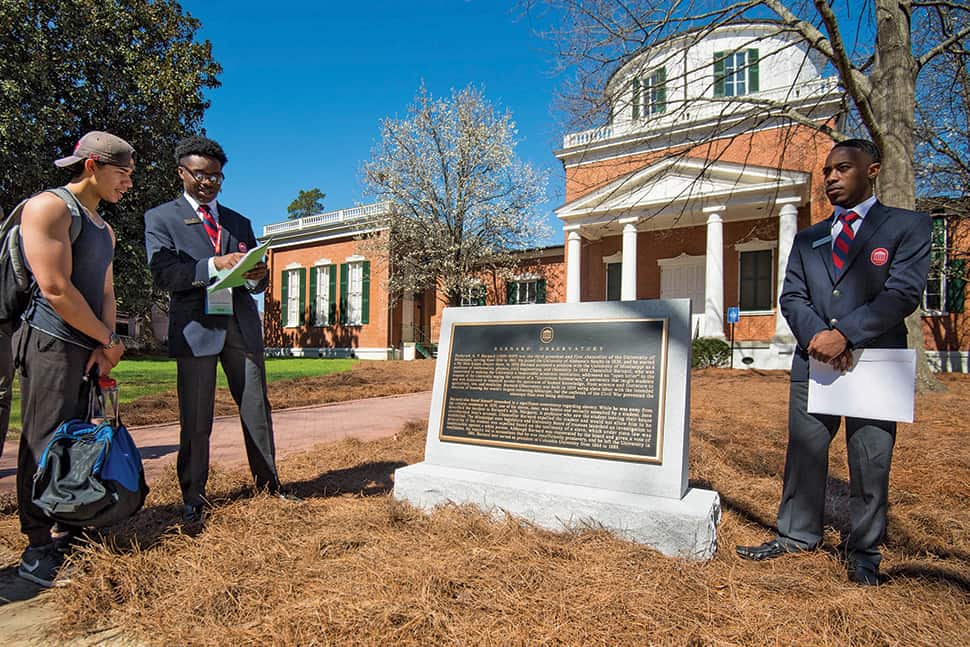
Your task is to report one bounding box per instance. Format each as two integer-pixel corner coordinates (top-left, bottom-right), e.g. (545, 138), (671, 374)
(702, 206), (726, 339)
(620, 219), (638, 301)
(566, 229), (582, 303)
(773, 201), (799, 342)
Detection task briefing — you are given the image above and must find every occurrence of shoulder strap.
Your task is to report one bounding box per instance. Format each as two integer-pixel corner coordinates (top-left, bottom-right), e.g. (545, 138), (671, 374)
(46, 187), (85, 244)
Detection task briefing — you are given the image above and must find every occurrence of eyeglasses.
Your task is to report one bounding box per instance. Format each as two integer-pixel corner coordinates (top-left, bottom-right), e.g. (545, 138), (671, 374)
(179, 166), (224, 184)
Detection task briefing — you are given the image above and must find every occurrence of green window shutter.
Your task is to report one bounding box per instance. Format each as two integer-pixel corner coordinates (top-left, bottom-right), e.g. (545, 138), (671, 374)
(280, 270), (289, 326)
(655, 67), (667, 114)
(713, 51), (725, 97)
(298, 268), (307, 326)
(361, 261), (371, 324)
(339, 263), (348, 325)
(537, 279), (546, 304)
(632, 78), (641, 120)
(308, 267), (318, 326)
(946, 259), (966, 313)
(328, 267), (337, 325)
(506, 281), (516, 304)
(747, 49), (759, 93)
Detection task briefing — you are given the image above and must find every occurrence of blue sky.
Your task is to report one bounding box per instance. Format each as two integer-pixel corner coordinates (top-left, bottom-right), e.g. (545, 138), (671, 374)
(182, 0), (567, 243)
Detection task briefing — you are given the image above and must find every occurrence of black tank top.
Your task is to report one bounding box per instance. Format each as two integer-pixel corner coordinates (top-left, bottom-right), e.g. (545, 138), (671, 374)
(25, 201), (113, 350)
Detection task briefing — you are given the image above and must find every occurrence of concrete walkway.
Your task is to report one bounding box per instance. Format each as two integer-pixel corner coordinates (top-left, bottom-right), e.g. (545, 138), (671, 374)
(0, 391), (433, 493)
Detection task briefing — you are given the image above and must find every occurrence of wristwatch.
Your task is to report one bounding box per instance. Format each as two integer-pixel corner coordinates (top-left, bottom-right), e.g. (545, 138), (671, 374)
(104, 332), (121, 349)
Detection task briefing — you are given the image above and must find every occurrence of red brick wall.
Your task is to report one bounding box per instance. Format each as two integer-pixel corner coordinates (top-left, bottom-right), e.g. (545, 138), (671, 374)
(263, 237), (392, 350)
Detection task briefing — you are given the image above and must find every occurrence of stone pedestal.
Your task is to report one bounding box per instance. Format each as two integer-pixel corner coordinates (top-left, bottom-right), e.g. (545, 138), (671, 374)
(395, 463), (720, 559)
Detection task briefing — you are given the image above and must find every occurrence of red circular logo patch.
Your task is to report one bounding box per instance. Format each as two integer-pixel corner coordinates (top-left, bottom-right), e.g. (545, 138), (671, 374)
(870, 248), (889, 266)
(238, 242), (248, 252)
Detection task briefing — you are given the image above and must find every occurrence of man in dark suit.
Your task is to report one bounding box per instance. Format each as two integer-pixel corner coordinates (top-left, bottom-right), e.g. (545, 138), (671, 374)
(736, 139), (931, 586)
(144, 136), (297, 524)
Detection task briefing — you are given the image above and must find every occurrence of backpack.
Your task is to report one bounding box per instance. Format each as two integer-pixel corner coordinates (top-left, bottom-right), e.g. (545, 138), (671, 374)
(31, 381), (148, 528)
(0, 187), (84, 331)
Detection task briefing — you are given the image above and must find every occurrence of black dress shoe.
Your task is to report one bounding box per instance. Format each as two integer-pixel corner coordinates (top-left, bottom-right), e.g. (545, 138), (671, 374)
(848, 562), (880, 586)
(183, 504), (205, 525)
(736, 539), (810, 561)
(271, 489), (304, 503)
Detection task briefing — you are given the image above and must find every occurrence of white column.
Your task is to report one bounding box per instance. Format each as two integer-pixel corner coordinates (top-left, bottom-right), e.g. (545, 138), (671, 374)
(620, 219), (638, 301)
(773, 202), (799, 342)
(703, 207), (726, 339)
(566, 230), (582, 303)
(401, 293), (414, 342)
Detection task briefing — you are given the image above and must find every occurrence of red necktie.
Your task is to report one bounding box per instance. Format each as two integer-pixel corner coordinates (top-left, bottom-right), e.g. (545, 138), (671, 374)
(199, 204), (219, 253)
(832, 210), (859, 275)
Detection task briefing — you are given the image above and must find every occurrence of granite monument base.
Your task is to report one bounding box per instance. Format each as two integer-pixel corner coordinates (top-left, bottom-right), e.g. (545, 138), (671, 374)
(395, 462), (721, 560)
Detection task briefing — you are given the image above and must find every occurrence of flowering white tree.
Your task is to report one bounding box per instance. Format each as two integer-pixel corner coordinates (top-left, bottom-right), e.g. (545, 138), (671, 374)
(363, 85), (549, 306)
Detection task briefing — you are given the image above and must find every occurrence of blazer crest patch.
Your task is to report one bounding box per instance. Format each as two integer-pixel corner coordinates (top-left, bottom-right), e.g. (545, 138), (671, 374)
(870, 248), (889, 266)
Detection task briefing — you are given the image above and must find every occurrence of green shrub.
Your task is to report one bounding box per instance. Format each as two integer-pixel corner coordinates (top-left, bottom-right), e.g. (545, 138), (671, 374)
(691, 337), (731, 369)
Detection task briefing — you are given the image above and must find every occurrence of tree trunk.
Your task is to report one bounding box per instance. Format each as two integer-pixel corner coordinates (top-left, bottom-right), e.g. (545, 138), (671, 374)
(871, 0), (944, 392)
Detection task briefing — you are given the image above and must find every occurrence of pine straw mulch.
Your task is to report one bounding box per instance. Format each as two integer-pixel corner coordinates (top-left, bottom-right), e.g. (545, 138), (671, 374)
(0, 370), (968, 645)
(122, 359), (436, 427)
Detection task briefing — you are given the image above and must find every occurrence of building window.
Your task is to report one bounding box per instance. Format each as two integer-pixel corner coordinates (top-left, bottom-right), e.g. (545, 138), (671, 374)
(739, 249), (773, 311)
(461, 282), (487, 307)
(280, 267), (306, 328)
(645, 67), (666, 115)
(713, 49), (760, 98)
(632, 68), (667, 119)
(924, 216), (966, 313)
(346, 262), (363, 325)
(311, 265), (332, 326)
(507, 278), (546, 304)
(339, 260), (370, 326)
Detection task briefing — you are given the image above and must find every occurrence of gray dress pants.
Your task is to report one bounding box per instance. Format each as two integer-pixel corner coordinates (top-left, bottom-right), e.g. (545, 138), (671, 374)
(776, 379), (896, 568)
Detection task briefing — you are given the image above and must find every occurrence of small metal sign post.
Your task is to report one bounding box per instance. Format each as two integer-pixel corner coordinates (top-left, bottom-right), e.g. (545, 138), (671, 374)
(727, 307), (740, 368)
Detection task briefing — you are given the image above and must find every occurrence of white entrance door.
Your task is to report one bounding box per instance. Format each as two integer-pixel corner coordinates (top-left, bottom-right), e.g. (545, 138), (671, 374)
(659, 254), (706, 337)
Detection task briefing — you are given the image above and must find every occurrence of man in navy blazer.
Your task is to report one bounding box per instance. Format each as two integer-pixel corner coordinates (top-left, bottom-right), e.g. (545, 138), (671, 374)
(145, 136), (296, 524)
(736, 139), (931, 586)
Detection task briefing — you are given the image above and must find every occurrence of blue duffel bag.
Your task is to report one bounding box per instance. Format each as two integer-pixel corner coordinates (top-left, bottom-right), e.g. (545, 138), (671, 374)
(31, 377), (148, 528)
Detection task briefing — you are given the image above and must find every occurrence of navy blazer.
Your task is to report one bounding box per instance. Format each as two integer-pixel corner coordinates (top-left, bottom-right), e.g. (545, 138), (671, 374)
(144, 196), (267, 358)
(780, 202), (931, 381)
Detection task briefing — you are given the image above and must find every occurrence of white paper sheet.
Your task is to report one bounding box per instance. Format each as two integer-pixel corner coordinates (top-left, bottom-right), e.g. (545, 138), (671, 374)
(807, 348), (917, 422)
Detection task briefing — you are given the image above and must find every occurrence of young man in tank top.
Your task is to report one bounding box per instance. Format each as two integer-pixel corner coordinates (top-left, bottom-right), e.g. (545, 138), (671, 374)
(14, 131), (134, 587)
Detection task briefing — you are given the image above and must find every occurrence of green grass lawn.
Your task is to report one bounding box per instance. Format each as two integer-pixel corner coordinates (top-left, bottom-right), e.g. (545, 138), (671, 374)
(5, 357), (358, 435)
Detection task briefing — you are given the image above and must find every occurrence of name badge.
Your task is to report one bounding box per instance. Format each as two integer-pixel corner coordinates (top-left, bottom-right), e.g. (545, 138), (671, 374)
(205, 287), (234, 315)
(184, 218), (202, 226)
(812, 235), (833, 248)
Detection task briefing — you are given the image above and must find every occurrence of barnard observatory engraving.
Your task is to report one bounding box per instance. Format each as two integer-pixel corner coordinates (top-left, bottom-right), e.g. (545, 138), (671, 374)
(439, 319), (668, 462)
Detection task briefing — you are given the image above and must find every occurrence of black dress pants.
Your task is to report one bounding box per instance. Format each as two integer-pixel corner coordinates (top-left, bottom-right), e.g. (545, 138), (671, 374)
(175, 316), (278, 506)
(15, 327), (91, 546)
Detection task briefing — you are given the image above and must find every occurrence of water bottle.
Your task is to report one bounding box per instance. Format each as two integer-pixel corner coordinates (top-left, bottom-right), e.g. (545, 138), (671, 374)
(98, 375), (119, 426)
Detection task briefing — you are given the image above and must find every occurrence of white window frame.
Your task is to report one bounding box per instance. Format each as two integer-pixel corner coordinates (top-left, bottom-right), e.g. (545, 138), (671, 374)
(460, 281), (486, 307)
(285, 269), (300, 328)
(923, 217), (948, 314)
(313, 264), (331, 326)
(645, 68), (665, 115)
(345, 261), (364, 326)
(735, 239), (777, 314)
(511, 280), (539, 304)
(723, 51), (748, 97)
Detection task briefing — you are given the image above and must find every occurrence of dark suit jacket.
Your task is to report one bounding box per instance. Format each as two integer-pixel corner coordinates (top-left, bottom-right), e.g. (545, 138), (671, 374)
(144, 196), (267, 358)
(780, 201), (931, 381)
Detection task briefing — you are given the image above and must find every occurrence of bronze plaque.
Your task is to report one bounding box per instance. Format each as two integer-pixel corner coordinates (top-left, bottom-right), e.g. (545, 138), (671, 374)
(439, 318), (668, 463)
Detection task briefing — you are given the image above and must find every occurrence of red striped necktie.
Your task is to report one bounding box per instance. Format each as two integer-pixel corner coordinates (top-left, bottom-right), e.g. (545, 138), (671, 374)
(832, 210), (859, 275)
(199, 204), (219, 253)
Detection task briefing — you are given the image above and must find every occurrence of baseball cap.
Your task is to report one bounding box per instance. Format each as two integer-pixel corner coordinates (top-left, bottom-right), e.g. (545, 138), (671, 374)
(54, 131), (135, 168)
